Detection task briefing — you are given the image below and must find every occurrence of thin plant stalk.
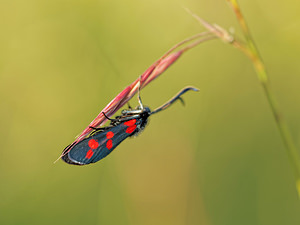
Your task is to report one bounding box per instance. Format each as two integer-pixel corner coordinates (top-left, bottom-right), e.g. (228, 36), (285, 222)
(58, 32), (215, 160)
(226, 0), (300, 197)
(188, 1), (300, 197)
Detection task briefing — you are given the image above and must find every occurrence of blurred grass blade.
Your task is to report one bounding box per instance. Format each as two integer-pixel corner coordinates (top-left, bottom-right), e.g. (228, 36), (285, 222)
(226, 0), (300, 199)
(191, 2), (300, 198)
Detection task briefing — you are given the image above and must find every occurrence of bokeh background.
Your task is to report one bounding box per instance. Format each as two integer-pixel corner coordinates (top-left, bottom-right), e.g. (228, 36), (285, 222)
(1, 0), (300, 224)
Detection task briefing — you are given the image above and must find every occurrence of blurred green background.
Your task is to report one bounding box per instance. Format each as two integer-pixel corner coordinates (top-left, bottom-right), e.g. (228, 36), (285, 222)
(1, 0), (300, 224)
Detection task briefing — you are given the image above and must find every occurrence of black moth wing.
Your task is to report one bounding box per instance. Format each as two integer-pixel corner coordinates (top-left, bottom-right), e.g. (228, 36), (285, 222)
(63, 118), (143, 165)
(61, 87), (199, 166)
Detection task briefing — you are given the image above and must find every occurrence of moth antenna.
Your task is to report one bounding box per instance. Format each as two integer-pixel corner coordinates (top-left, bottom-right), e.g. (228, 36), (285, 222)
(151, 86), (199, 115)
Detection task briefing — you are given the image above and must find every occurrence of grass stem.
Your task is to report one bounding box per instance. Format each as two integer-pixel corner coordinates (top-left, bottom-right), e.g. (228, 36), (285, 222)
(227, 0), (300, 198)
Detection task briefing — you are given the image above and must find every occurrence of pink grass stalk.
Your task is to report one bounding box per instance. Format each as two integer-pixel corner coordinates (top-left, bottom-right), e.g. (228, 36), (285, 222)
(60, 32), (215, 157)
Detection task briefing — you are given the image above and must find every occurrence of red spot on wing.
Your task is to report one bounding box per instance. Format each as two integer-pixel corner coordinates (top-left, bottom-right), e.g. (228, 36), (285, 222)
(106, 139), (113, 150)
(106, 131), (114, 139)
(86, 149), (94, 159)
(88, 139), (99, 149)
(124, 119), (136, 126)
(126, 125), (137, 134)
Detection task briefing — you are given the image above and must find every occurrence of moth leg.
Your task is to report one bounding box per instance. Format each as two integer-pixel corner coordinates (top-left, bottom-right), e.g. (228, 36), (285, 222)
(137, 76), (144, 110)
(89, 126), (106, 131)
(102, 112), (118, 122)
(127, 102), (132, 110)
